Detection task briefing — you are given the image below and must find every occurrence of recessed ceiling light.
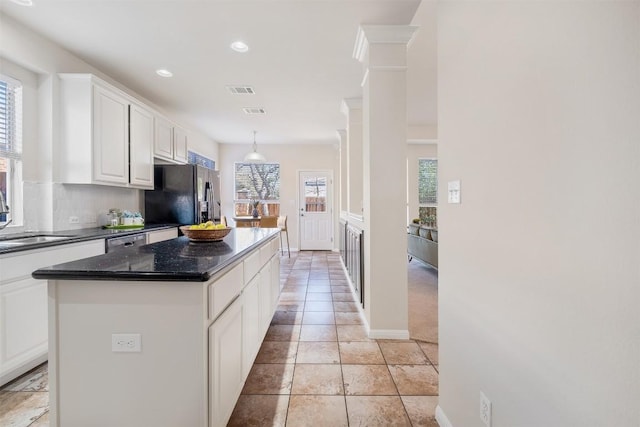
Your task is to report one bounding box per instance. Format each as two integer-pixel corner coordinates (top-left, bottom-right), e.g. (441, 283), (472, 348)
(10, 0), (33, 6)
(230, 41), (249, 53)
(156, 69), (173, 78)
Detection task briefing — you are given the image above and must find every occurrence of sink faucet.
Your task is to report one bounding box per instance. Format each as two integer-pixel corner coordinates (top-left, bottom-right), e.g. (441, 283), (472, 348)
(0, 191), (11, 230)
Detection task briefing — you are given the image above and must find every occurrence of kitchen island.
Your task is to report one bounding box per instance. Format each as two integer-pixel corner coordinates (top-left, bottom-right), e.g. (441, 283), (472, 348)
(32, 227), (281, 427)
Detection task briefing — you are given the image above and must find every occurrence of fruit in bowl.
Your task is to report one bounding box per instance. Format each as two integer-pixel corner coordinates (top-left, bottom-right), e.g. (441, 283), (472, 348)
(180, 223), (232, 241)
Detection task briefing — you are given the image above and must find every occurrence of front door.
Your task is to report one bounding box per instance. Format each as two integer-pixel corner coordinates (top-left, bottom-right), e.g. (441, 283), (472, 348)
(299, 171), (333, 250)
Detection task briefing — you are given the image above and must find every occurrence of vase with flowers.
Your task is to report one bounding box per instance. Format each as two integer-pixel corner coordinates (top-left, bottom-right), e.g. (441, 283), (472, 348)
(251, 199), (260, 218)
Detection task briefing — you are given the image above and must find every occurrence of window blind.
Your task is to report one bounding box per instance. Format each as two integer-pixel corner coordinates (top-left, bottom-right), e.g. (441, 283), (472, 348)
(0, 75), (22, 161)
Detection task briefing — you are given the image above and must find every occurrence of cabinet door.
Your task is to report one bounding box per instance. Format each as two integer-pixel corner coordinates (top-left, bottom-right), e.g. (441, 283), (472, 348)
(0, 278), (47, 378)
(209, 297), (243, 427)
(129, 103), (154, 189)
(92, 85), (129, 185)
(242, 275), (261, 380)
(145, 228), (178, 244)
(173, 126), (188, 163)
(154, 115), (174, 161)
(259, 262), (272, 336)
(270, 255), (281, 313)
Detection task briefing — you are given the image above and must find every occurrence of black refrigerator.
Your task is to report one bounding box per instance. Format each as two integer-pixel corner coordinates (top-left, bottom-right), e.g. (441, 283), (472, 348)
(144, 164), (221, 226)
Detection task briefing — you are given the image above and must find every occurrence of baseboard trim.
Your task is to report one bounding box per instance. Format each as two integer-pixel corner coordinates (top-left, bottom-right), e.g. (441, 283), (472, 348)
(368, 329), (410, 340)
(435, 405), (453, 427)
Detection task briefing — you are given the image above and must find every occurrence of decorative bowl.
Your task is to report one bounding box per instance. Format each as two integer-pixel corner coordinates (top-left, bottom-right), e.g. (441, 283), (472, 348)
(180, 226), (232, 242)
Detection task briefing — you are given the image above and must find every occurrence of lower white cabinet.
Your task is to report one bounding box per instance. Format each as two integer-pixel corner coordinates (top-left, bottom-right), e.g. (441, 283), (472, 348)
(209, 296), (244, 427)
(242, 275), (261, 380)
(145, 227), (178, 244)
(0, 239), (105, 386)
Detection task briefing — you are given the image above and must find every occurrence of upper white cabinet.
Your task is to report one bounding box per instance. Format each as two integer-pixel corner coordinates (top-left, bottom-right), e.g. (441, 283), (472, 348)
(129, 102), (155, 188)
(59, 74), (154, 189)
(154, 116), (188, 164)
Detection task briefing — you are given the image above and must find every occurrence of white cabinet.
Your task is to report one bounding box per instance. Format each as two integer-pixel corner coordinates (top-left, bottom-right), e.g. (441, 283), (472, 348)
(241, 275), (261, 380)
(154, 117), (188, 164)
(258, 261), (272, 336)
(129, 102), (155, 189)
(58, 74), (154, 189)
(209, 296), (243, 427)
(145, 227), (178, 244)
(0, 239), (105, 386)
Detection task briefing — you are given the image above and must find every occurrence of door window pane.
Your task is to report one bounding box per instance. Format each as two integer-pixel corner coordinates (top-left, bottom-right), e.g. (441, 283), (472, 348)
(304, 176), (326, 212)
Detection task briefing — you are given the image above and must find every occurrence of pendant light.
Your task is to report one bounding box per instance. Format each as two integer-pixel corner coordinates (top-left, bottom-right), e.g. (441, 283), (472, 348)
(244, 130), (266, 163)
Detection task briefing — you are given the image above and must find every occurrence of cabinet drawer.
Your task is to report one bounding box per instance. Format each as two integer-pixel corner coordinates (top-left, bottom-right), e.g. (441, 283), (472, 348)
(146, 228), (178, 244)
(243, 251), (261, 285)
(0, 239), (105, 284)
(209, 263), (243, 321)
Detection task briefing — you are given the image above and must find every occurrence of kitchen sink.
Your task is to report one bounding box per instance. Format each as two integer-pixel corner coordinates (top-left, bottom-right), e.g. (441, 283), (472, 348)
(0, 235), (72, 246)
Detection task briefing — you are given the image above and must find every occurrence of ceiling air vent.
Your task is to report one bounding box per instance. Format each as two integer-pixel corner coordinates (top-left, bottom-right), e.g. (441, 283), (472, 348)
(242, 107), (266, 115)
(227, 86), (255, 95)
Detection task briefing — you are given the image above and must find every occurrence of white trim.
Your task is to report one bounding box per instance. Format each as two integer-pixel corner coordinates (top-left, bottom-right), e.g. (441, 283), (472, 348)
(340, 98), (362, 115)
(360, 68), (369, 88)
(353, 25), (419, 62)
(348, 213), (364, 223)
(368, 329), (410, 340)
(435, 405), (453, 427)
(408, 139), (438, 145)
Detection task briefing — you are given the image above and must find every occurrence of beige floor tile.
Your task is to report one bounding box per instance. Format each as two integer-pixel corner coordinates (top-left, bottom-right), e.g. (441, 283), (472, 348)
(286, 395), (348, 426)
(379, 341), (428, 364)
(332, 292), (355, 302)
(339, 341), (385, 364)
(388, 365), (439, 395)
(0, 391), (49, 427)
(265, 324), (301, 341)
(401, 396), (439, 427)
(255, 341), (299, 364)
(296, 341), (340, 364)
(418, 342), (439, 365)
(342, 365), (397, 395)
(1, 364), (48, 392)
(291, 364), (344, 395)
(277, 302), (305, 312)
(331, 285), (352, 293)
(28, 411), (49, 427)
(307, 285), (332, 293)
(242, 364), (295, 395)
(305, 292), (333, 302)
(346, 396), (411, 426)
(302, 311), (335, 325)
(228, 394), (289, 427)
(308, 279), (331, 286)
(335, 312), (363, 325)
(333, 301), (359, 312)
(337, 325), (373, 342)
(304, 301), (335, 311)
(279, 291), (307, 302)
(271, 310), (304, 325)
(299, 324), (337, 341)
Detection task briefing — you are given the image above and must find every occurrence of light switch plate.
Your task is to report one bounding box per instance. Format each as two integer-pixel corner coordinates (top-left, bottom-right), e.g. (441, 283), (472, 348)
(112, 333), (142, 352)
(448, 180), (461, 204)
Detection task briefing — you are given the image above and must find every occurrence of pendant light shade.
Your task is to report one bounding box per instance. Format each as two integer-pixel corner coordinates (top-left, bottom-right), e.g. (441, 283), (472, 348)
(244, 130), (266, 163)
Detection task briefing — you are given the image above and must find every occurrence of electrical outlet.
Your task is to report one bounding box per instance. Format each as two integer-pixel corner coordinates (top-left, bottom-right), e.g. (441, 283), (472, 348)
(112, 333), (142, 352)
(480, 391), (491, 426)
(68, 216), (80, 224)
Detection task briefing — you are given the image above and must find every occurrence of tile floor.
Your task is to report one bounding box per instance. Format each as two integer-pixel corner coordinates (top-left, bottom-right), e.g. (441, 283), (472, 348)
(0, 251), (439, 427)
(228, 251), (439, 426)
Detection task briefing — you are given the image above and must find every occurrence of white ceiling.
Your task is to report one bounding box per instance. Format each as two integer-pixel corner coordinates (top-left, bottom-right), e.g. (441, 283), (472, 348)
(0, 0), (436, 145)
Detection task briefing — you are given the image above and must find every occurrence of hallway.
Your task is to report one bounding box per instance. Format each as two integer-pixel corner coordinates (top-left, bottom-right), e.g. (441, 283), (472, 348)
(228, 251), (439, 426)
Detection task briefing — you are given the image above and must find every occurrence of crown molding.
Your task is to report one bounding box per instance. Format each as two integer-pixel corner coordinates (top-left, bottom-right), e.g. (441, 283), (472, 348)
(340, 98), (363, 115)
(336, 129), (347, 140)
(353, 25), (419, 63)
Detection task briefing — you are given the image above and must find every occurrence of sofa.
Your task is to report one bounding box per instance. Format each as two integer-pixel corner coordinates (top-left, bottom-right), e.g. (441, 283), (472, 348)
(407, 223), (438, 268)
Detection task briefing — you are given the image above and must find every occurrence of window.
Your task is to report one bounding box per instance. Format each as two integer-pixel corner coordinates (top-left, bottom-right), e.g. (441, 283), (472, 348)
(234, 163), (280, 217)
(418, 158), (437, 227)
(0, 74), (23, 226)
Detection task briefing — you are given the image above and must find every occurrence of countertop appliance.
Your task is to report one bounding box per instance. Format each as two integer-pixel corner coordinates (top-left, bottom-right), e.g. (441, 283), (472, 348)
(105, 233), (146, 253)
(144, 164), (221, 226)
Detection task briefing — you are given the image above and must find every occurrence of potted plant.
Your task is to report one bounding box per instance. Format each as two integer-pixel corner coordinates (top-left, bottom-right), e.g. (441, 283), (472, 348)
(251, 199), (260, 218)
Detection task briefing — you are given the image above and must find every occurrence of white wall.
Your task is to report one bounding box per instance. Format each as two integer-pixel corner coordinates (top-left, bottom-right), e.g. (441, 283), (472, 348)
(219, 143), (339, 251)
(407, 143), (437, 224)
(437, 2), (640, 426)
(0, 13), (218, 232)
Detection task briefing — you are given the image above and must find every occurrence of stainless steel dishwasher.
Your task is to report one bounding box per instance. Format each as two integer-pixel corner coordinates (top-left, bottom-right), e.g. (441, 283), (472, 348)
(105, 233), (146, 253)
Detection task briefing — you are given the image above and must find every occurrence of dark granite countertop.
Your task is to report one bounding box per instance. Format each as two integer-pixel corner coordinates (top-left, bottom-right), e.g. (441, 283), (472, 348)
(32, 228), (280, 282)
(0, 224), (177, 255)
